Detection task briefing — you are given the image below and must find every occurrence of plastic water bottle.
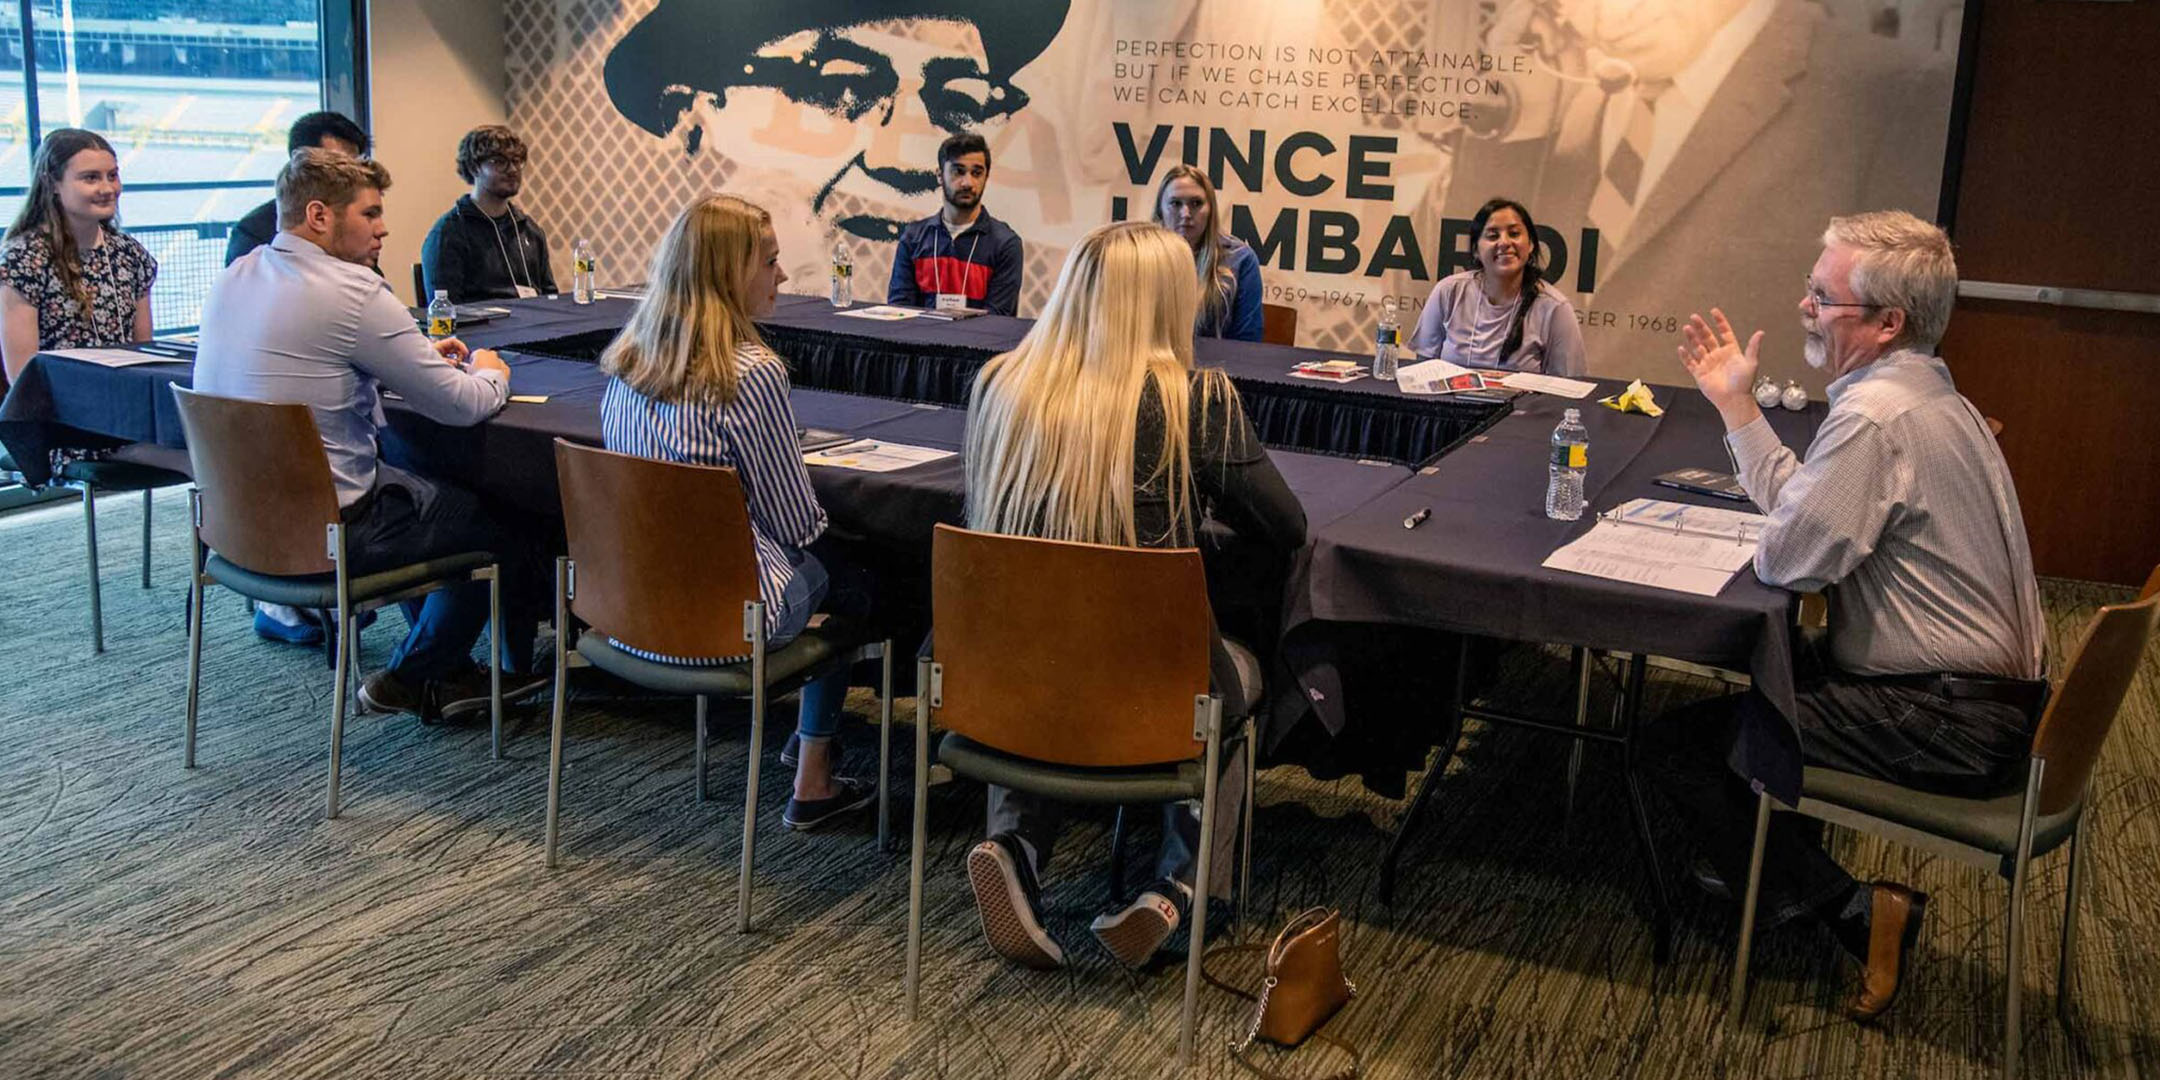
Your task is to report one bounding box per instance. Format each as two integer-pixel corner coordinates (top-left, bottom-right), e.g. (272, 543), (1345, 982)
(829, 239), (854, 308)
(571, 238), (595, 304)
(1373, 296), (1400, 380)
(1546, 407), (1588, 521)
(425, 289), (456, 341)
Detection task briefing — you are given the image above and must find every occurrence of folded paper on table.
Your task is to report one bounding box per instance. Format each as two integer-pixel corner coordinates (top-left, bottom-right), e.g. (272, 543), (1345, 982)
(1395, 357), (1473, 394)
(1597, 379), (1665, 417)
(1500, 372), (1599, 398)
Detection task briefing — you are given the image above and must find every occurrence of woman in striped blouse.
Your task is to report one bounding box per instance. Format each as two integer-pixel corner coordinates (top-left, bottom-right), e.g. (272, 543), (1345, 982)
(598, 193), (875, 831)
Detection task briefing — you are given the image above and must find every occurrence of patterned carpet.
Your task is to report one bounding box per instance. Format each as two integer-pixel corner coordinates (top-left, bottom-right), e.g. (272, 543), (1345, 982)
(1, 487), (2155, 1079)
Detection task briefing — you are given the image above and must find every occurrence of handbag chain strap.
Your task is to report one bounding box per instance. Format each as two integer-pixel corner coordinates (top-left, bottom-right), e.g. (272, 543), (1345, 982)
(1202, 943), (1363, 1080)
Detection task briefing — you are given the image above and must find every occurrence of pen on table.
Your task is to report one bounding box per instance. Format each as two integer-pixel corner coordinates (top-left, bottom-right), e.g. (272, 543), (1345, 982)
(1402, 506), (1431, 530)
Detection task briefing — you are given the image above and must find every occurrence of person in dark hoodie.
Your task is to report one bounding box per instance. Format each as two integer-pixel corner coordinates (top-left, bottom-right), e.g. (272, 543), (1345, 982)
(420, 126), (558, 303)
(225, 112), (370, 268)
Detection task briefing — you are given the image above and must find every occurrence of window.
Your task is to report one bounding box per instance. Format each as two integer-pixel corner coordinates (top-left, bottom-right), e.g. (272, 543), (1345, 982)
(3, 2), (365, 332)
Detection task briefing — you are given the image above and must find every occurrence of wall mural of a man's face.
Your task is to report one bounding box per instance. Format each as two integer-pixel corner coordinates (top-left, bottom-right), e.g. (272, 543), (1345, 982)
(606, 1), (1067, 242)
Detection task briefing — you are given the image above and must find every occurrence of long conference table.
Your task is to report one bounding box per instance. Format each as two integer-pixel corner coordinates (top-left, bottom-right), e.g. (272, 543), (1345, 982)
(0, 292), (1825, 960)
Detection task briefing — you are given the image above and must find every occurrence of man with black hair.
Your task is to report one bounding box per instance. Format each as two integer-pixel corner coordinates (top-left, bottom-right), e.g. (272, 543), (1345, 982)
(420, 125), (559, 303)
(224, 111), (371, 267)
(884, 132), (1022, 315)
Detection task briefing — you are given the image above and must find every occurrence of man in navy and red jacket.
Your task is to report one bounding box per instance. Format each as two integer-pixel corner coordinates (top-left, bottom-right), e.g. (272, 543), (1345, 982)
(886, 132), (1023, 316)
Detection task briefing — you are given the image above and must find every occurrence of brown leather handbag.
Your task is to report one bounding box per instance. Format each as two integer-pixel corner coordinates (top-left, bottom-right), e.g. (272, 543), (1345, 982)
(1202, 906), (1362, 1079)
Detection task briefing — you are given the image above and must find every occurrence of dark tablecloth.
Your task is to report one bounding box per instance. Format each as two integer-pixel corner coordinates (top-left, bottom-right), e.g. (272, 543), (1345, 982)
(1287, 381), (1825, 800)
(498, 294), (1507, 466)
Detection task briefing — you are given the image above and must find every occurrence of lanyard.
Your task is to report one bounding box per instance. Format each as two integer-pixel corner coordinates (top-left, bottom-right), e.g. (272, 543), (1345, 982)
(485, 203), (536, 294)
(938, 221), (985, 299)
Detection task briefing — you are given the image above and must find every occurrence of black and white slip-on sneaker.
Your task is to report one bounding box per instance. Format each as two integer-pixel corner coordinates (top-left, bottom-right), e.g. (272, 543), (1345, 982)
(966, 833), (1064, 969)
(1090, 877), (1190, 969)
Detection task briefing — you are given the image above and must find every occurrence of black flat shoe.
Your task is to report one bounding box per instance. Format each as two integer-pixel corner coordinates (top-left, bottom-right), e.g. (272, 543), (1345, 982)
(782, 775), (876, 831)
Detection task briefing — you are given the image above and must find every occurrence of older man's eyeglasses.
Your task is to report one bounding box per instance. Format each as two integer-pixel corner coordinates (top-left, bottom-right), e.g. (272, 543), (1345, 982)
(1803, 278), (1878, 311)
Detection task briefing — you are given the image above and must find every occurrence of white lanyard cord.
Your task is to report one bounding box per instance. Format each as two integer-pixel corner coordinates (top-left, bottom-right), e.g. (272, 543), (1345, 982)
(486, 203), (536, 294)
(939, 222), (984, 301)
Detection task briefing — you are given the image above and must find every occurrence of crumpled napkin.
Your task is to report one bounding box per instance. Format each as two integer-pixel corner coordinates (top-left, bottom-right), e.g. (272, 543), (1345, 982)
(1597, 379), (1664, 417)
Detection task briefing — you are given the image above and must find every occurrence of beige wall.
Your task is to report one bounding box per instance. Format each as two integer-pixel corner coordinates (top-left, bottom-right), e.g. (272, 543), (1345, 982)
(366, 0), (507, 303)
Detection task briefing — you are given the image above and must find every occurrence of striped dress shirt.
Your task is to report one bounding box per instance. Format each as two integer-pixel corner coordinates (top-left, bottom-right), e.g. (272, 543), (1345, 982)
(1726, 349), (2044, 680)
(599, 344), (828, 642)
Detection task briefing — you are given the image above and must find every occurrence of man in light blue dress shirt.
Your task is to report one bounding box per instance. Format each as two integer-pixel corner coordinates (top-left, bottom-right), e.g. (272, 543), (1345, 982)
(1654, 210), (2045, 1023)
(196, 148), (546, 718)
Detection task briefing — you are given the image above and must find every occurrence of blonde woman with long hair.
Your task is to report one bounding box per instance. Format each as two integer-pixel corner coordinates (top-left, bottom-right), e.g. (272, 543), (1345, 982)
(959, 221), (1305, 971)
(1150, 164), (1264, 342)
(599, 193), (876, 831)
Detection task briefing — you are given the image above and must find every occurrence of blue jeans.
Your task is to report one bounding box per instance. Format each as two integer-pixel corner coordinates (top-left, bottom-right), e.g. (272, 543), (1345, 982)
(770, 542), (873, 742)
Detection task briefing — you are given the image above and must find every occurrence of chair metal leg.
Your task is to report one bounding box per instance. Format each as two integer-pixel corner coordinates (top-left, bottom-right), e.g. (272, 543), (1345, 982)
(2005, 761), (2044, 1080)
(695, 695), (710, 804)
(543, 559), (571, 868)
(1564, 648), (1590, 834)
(905, 657), (932, 1020)
(1728, 791), (1774, 1028)
(182, 535), (206, 768)
(2057, 812), (2089, 1025)
(1180, 697), (1224, 1066)
(1107, 806), (1130, 904)
(326, 603), (353, 819)
(1240, 716), (1256, 938)
(80, 484), (103, 653)
(877, 642), (894, 852)
(735, 620), (768, 934)
(139, 489), (152, 589)
(488, 569), (502, 761)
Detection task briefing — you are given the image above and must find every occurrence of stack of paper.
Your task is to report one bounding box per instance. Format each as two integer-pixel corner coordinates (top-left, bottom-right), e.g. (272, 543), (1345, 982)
(47, 348), (176, 368)
(834, 305), (923, 322)
(802, 439), (953, 472)
(1287, 359), (1369, 383)
(1542, 497), (1765, 596)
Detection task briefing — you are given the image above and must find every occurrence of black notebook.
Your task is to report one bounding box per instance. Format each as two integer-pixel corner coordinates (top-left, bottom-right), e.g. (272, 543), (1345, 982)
(1653, 467), (1750, 502)
(796, 427), (855, 453)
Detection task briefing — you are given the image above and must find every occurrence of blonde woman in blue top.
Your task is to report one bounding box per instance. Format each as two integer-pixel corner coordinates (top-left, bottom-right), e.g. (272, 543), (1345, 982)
(1152, 164), (1263, 342)
(598, 193), (874, 831)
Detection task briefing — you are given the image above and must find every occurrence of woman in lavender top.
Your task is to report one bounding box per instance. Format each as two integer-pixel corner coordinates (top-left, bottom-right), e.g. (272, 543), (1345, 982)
(1407, 197), (1586, 377)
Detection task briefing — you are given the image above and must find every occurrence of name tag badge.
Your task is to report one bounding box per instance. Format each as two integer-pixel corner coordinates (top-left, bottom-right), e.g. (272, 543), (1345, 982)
(934, 292), (967, 312)
(513, 285), (538, 299)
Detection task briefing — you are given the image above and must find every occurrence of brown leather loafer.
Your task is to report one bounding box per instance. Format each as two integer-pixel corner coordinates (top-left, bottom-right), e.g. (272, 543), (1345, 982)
(1847, 881), (1929, 1022)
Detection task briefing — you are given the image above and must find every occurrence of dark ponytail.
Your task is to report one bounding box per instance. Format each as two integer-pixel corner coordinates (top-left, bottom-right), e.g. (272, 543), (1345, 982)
(1471, 197), (1544, 365)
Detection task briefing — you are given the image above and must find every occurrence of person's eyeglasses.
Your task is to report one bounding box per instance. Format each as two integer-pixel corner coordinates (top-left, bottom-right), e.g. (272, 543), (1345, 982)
(1803, 278), (1877, 311)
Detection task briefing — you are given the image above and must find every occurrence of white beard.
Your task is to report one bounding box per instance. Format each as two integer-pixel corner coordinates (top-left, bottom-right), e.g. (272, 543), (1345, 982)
(1803, 334), (1829, 371)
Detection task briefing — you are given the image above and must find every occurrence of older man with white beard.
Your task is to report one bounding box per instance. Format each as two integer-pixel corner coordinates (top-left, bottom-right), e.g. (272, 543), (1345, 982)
(1646, 210), (2046, 1022)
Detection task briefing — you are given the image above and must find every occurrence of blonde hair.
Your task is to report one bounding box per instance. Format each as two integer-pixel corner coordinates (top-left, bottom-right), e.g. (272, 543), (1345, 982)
(1150, 164), (1237, 333)
(965, 221), (1236, 546)
(601, 194), (771, 403)
(1821, 210), (1958, 350)
(275, 147), (392, 229)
